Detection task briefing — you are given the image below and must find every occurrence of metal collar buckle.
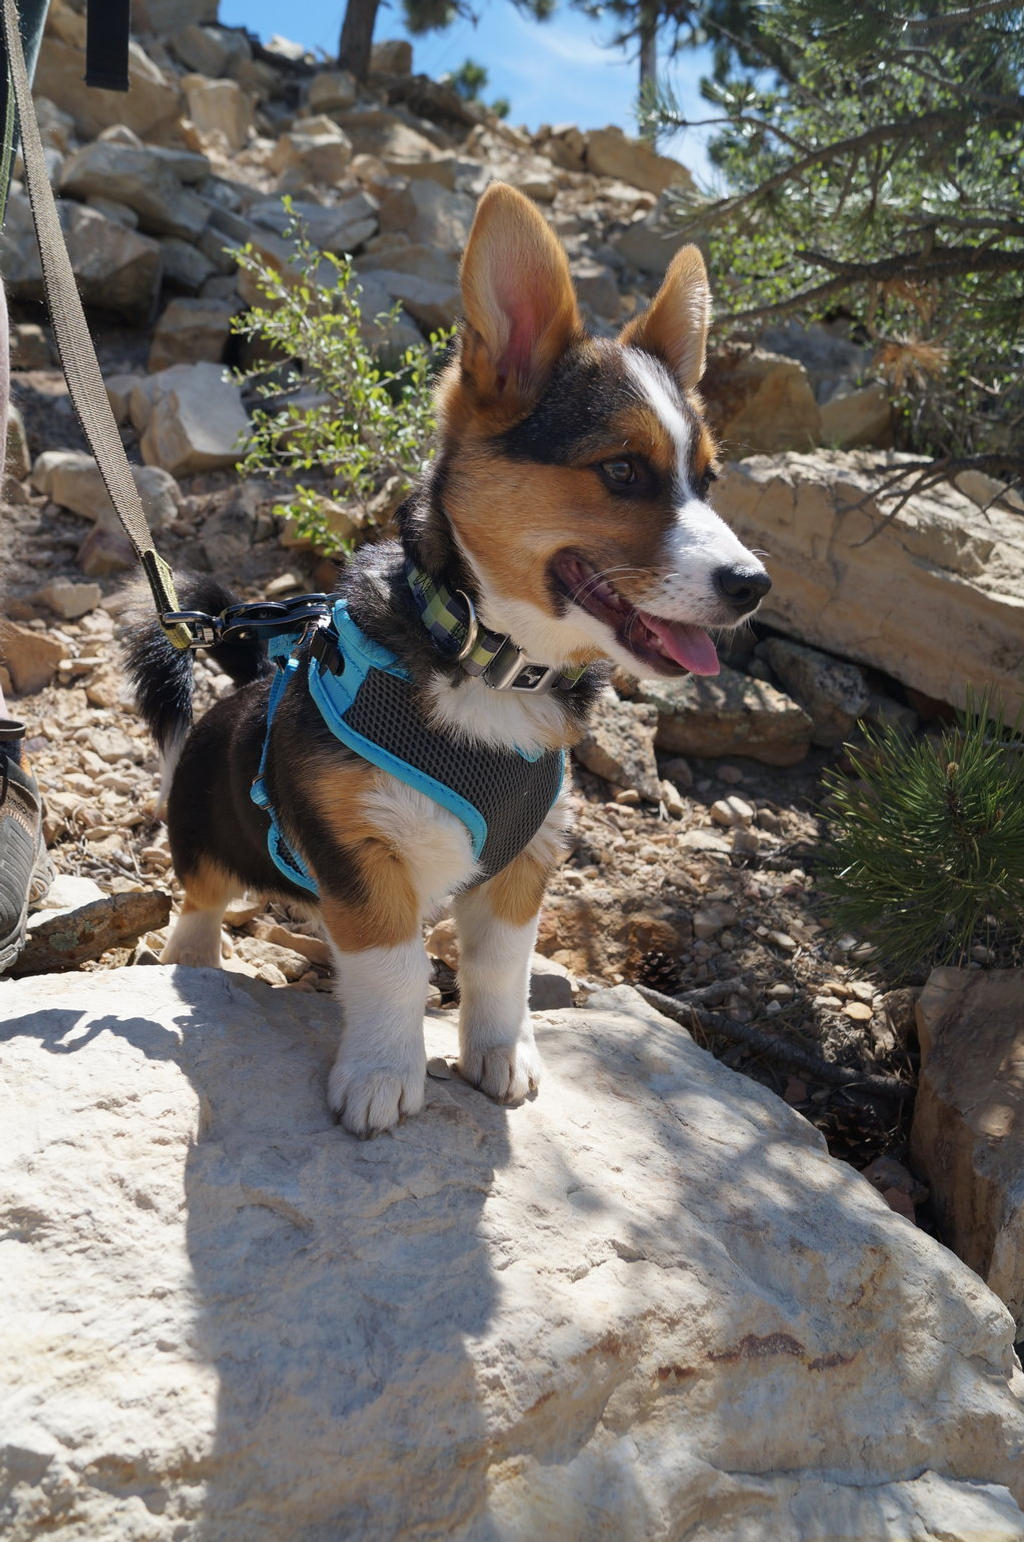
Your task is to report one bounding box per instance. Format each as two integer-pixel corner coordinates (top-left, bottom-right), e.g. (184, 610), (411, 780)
(484, 642), (559, 694)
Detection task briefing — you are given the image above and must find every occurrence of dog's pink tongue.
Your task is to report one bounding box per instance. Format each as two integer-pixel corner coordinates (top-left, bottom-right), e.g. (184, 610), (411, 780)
(643, 616), (720, 676)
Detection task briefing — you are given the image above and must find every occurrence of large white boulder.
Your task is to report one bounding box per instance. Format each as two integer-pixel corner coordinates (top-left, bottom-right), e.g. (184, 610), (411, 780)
(1, 967), (1022, 1540)
(716, 451), (1024, 717)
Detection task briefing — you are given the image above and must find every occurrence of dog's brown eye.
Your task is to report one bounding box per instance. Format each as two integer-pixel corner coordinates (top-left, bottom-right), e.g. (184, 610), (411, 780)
(698, 467), (718, 497)
(600, 458), (638, 486)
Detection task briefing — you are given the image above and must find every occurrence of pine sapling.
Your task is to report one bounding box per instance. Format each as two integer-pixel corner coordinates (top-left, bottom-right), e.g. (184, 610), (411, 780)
(820, 698), (1024, 978)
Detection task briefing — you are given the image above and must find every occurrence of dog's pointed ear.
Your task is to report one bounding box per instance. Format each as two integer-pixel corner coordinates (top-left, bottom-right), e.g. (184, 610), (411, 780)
(618, 244), (711, 391)
(459, 182), (581, 405)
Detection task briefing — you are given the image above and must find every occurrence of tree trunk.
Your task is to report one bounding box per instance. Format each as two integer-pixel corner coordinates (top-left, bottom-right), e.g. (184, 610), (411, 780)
(638, 1), (659, 136)
(338, 0), (382, 81)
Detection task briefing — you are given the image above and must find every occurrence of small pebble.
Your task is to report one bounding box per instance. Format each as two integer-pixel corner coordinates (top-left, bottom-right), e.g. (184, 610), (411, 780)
(426, 1057), (453, 1080)
(766, 982), (794, 1000)
(613, 788), (641, 806)
(660, 779), (685, 818)
(767, 930), (797, 952)
(710, 795), (754, 829)
(843, 1001), (873, 1022)
(717, 764), (744, 784)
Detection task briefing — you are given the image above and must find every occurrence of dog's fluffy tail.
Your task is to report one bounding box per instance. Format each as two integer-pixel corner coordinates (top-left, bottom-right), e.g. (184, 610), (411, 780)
(123, 574), (271, 810)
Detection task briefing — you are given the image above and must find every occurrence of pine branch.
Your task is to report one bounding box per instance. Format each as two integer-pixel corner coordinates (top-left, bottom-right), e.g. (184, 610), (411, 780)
(803, 245), (1024, 281)
(695, 106), (1014, 227)
(634, 984), (914, 1100)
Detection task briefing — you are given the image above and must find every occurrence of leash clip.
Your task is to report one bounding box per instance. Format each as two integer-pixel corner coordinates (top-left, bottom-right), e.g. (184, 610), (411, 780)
(161, 610), (223, 649)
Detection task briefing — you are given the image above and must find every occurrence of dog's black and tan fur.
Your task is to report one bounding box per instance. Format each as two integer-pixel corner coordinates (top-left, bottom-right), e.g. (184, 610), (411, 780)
(127, 183), (769, 1136)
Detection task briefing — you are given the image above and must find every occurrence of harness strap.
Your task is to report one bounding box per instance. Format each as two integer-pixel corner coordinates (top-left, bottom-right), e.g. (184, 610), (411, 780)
(86, 0), (131, 92)
(0, 0), (189, 648)
(249, 631), (318, 895)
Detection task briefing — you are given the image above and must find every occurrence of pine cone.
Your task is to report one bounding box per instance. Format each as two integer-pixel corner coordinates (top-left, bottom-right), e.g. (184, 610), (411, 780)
(635, 949), (685, 997)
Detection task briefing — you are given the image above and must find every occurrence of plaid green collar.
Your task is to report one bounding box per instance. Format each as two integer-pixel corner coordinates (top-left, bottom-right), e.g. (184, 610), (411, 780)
(404, 560), (589, 695)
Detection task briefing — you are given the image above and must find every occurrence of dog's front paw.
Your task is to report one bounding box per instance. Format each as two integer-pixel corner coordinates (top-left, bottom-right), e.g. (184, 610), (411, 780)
(328, 1059), (425, 1137)
(459, 1035), (542, 1104)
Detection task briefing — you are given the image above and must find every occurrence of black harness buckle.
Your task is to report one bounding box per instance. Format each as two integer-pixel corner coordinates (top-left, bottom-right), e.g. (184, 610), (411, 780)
(161, 593), (334, 651)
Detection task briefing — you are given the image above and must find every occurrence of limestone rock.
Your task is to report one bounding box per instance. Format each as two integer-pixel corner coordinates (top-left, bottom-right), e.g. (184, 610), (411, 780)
(714, 451), (1024, 717)
(160, 235), (218, 293)
(571, 259), (622, 320)
(629, 663), (814, 766)
(1, 196), (161, 324)
(757, 638), (871, 748)
(170, 23), (253, 79)
(10, 322), (52, 369)
(1, 968), (1022, 1539)
(574, 694), (662, 801)
(528, 952), (575, 1010)
(379, 178), (475, 255)
(612, 195), (693, 275)
(248, 193), (379, 255)
(139, 363), (249, 477)
(182, 74), (253, 151)
(61, 142), (210, 243)
(357, 243), (458, 289)
(819, 381), (893, 449)
(702, 346), (822, 456)
(911, 967), (1024, 1333)
(269, 116), (353, 185)
(538, 123), (587, 173)
(585, 125), (693, 195)
(366, 269), (460, 330)
(370, 38), (413, 74)
(148, 296), (236, 372)
(34, 579), (101, 621)
(35, 34), (182, 141)
(31, 450), (180, 530)
(308, 69), (358, 116)
(135, 0), (217, 28)
(0, 621), (69, 694)
(76, 524), (136, 577)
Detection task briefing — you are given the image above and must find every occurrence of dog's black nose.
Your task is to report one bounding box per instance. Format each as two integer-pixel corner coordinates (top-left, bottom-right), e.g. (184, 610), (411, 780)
(714, 565), (772, 614)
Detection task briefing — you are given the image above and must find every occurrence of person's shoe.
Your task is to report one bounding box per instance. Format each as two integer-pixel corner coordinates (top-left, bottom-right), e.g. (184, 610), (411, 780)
(0, 721), (54, 973)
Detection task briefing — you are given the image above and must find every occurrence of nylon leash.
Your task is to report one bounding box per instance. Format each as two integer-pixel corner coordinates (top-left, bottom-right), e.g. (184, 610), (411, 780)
(0, 0), (190, 649)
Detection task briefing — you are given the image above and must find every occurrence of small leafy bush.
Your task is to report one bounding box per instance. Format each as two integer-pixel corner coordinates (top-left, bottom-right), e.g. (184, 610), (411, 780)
(231, 209), (452, 556)
(821, 699), (1024, 978)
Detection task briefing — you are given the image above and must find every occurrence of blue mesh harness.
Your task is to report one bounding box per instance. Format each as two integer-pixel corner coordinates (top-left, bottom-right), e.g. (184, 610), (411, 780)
(250, 599), (565, 896)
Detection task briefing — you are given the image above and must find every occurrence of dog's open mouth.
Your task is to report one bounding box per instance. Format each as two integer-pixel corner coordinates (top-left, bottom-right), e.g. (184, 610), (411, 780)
(550, 551), (720, 677)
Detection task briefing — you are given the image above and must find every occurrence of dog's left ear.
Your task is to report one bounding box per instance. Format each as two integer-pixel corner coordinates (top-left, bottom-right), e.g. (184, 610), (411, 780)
(460, 182), (581, 406)
(618, 244), (711, 391)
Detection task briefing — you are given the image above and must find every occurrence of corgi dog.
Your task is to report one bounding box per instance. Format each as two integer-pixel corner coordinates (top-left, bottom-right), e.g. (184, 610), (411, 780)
(126, 182), (770, 1138)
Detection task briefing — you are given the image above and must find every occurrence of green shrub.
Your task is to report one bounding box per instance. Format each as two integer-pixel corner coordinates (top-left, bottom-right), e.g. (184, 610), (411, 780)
(820, 699), (1024, 978)
(231, 209), (452, 556)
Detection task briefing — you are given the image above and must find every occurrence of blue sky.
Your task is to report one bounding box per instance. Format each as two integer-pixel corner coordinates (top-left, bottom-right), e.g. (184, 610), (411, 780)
(219, 0), (719, 184)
